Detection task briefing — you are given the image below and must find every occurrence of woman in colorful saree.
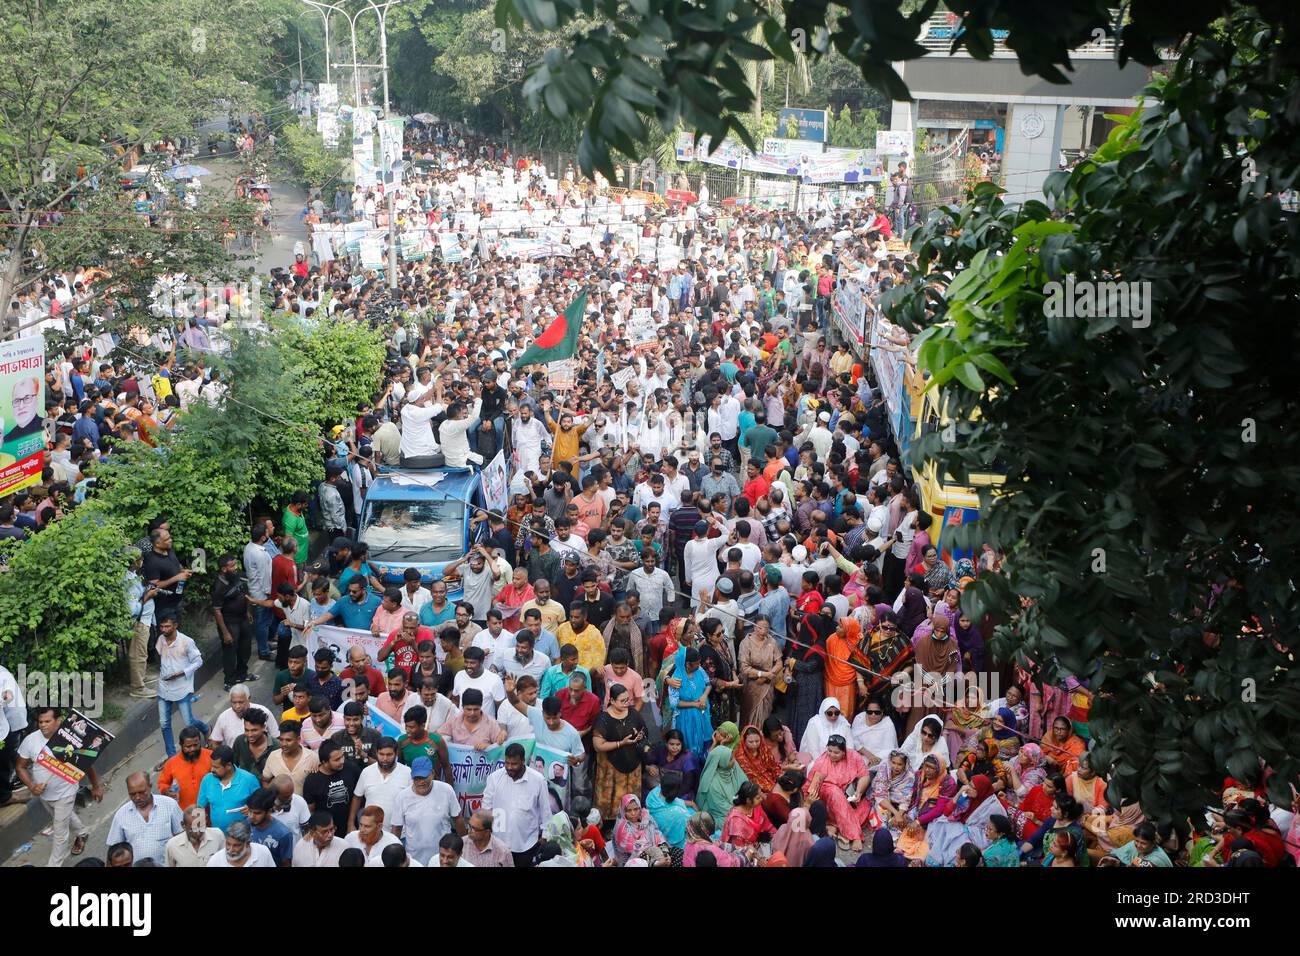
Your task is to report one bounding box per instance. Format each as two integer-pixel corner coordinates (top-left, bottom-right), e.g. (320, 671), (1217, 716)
(733, 724), (783, 793)
(1043, 715), (1088, 777)
(943, 681), (988, 766)
(910, 753), (959, 826)
(789, 608), (834, 745)
(1022, 792), (1090, 866)
(770, 805), (815, 867)
(824, 616), (864, 718)
(761, 715), (809, 773)
(696, 724), (748, 824)
(611, 793), (668, 866)
(1067, 752), (1108, 812)
(1082, 797), (1144, 863)
(721, 780), (777, 847)
(644, 729), (702, 803)
(871, 749), (915, 834)
(1005, 742), (1046, 805)
(956, 737), (1004, 790)
(683, 810), (752, 867)
(667, 647), (712, 760)
(805, 734), (874, 851)
(981, 814), (1021, 867)
(923, 774), (1005, 865)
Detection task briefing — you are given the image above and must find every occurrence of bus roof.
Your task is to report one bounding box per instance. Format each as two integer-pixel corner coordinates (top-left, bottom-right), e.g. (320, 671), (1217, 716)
(365, 467), (480, 503)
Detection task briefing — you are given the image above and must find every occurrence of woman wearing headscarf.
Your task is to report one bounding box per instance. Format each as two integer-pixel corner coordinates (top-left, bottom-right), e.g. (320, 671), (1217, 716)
(910, 754), (959, 826)
(943, 680), (988, 766)
(856, 610), (913, 703)
(850, 696), (899, 772)
(956, 737), (1005, 790)
(698, 616), (741, 728)
(737, 618), (783, 728)
(645, 770), (693, 858)
(696, 723), (748, 823)
(1043, 715), (1088, 778)
(823, 615), (864, 719)
(803, 802), (839, 867)
(1082, 798), (1145, 863)
(666, 647), (712, 760)
(771, 806), (815, 867)
(988, 707), (1025, 763)
(733, 724), (783, 793)
(799, 697), (854, 761)
(905, 610), (961, 734)
(923, 774), (1004, 865)
(953, 612), (985, 673)
(894, 574), (930, 638)
(788, 607), (834, 745)
(871, 750), (915, 834)
(644, 729), (702, 803)
(855, 827), (908, 867)
(683, 811), (752, 867)
(805, 734), (875, 851)
(900, 714), (949, 772)
(895, 819), (929, 863)
(986, 683), (1030, 736)
(721, 781), (777, 847)
(611, 793), (668, 866)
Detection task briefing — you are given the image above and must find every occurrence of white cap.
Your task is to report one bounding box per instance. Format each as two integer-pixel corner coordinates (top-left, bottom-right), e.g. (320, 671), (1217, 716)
(792, 545), (808, 562)
(818, 411), (831, 423)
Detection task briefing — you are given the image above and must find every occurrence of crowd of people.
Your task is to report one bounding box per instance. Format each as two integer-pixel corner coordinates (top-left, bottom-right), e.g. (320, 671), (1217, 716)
(3, 120), (1296, 871)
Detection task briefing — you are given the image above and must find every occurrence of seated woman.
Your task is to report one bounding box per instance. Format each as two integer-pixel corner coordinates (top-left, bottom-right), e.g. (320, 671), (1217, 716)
(1042, 716), (1088, 777)
(1066, 753), (1108, 812)
(799, 698), (854, 762)
(900, 714), (949, 773)
(644, 729), (702, 804)
(924, 774), (1007, 866)
(944, 682), (989, 766)
(696, 725), (748, 824)
(870, 749), (915, 836)
(683, 811), (753, 867)
(770, 806), (815, 867)
(805, 734), (875, 851)
(982, 814), (1021, 867)
(909, 753), (958, 827)
(760, 770), (805, 829)
(721, 781), (777, 848)
(1099, 821), (1173, 867)
(761, 715), (809, 772)
(611, 794), (669, 866)
(644, 770), (694, 859)
(1019, 774), (1065, 834)
(1021, 792), (1090, 866)
(733, 724), (784, 794)
(855, 828), (908, 868)
(1004, 742), (1045, 806)
(956, 737), (1005, 789)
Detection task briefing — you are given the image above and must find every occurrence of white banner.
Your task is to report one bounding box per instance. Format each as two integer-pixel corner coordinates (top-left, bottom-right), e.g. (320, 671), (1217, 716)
(482, 450), (509, 516)
(307, 625), (390, 673)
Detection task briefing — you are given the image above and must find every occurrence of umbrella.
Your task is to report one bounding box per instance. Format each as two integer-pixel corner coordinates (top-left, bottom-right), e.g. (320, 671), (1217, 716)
(165, 164), (213, 180)
(412, 112), (437, 123)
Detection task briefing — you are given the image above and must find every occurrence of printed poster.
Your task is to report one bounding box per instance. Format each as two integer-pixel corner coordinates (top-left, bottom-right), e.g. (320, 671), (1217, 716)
(446, 740), (535, 817)
(626, 308), (657, 353)
(481, 450), (509, 516)
(36, 710), (115, 786)
(0, 335), (45, 496)
(307, 625), (390, 675)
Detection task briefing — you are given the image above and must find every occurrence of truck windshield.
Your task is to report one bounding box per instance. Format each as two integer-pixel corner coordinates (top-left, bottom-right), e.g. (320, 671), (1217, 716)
(360, 499), (465, 562)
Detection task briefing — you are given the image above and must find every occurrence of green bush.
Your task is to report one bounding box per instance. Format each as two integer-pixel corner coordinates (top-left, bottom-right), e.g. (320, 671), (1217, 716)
(276, 314), (387, 428)
(277, 121), (349, 190)
(0, 513), (132, 674)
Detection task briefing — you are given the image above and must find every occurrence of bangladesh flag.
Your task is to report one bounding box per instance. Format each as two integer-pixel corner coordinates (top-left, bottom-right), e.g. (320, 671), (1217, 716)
(511, 289), (588, 369)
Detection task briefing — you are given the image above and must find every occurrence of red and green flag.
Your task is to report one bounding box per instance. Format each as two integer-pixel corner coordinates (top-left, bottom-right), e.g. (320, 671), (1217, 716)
(511, 289), (588, 369)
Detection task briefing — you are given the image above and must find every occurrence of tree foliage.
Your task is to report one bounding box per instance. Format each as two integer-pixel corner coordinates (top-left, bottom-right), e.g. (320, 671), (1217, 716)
(276, 314), (387, 428)
(494, 0), (1300, 180)
(888, 17), (1300, 824)
(0, 514), (132, 674)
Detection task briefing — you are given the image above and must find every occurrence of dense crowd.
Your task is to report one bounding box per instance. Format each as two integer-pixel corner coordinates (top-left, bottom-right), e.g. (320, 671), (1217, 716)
(3, 121), (1296, 870)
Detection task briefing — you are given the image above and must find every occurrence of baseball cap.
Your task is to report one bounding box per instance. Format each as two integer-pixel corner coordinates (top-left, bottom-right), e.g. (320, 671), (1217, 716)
(410, 756), (434, 778)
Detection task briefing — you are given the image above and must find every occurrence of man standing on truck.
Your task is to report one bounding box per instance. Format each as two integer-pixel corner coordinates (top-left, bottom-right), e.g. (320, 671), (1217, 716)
(439, 399), (483, 468)
(400, 389), (441, 467)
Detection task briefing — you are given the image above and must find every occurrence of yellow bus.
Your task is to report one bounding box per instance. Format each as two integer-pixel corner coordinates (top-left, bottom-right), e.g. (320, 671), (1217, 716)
(908, 380), (1006, 564)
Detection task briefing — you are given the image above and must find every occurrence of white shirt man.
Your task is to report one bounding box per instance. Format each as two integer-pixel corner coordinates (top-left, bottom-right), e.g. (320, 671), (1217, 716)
(207, 841), (276, 867)
(439, 398), (483, 467)
(625, 562), (675, 623)
(208, 695), (278, 748)
(452, 667), (507, 719)
(683, 526), (728, 608)
(481, 760), (550, 855)
(707, 394), (741, 442)
(390, 768), (461, 866)
(512, 412), (548, 476)
(353, 757), (413, 826)
(399, 399), (441, 459)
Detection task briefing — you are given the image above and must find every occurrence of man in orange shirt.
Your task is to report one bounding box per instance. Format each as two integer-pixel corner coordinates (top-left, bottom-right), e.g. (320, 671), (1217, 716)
(157, 727), (211, 810)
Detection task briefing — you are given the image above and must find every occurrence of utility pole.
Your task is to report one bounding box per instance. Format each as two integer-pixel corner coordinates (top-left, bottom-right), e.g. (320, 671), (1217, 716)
(297, 27), (304, 86)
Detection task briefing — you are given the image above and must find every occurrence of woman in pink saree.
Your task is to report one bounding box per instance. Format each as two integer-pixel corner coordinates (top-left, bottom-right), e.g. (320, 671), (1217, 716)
(804, 733), (875, 851)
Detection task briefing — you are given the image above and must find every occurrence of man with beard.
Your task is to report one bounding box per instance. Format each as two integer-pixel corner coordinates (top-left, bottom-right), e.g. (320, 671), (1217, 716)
(481, 741), (550, 867)
(206, 819), (275, 867)
(302, 740), (362, 834)
(390, 755), (464, 866)
(208, 683), (278, 749)
(291, 811), (348, 867)
(164, 804), (226, 867)
(511, 403), (548, 476)
(157, 725), (212, 810)
(348, 737), (412, 834)
(106, 771), (183, 866)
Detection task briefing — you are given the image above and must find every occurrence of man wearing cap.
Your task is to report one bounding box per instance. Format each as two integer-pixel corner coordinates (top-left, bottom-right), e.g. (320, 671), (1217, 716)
(756, 566), (792, 648)
(390, 755), (464, 866)
(318, 464), (349, 540)
(682, 513), (728, 608)
(801, 410), (834, 462)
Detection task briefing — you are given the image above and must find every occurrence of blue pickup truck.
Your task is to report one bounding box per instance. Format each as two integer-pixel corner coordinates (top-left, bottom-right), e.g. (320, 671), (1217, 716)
(356, 466), (485, 597)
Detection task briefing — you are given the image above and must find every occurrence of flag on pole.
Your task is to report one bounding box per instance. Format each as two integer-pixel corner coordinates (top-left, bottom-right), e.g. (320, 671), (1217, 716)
(511, 289), (588, 369)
